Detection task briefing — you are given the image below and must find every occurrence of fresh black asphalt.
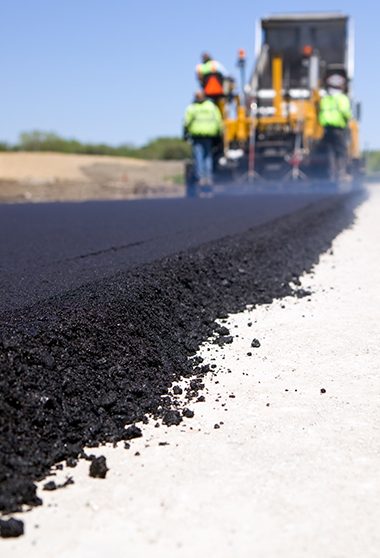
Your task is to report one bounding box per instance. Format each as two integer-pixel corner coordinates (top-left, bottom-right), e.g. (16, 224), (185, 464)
(0, 191), (361, 531)
(0, 193), (329, 312)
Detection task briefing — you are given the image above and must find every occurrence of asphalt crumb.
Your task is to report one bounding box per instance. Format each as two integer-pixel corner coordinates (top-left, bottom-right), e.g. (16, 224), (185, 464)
(214, 325), (230, 337)
(162, 410), (182, 426)
(0, 194), (359, 517)
(43, 481), (58, 492)
(0, 517), (24, 538)
(43, 477), (74, 491)
(89, 456), (108, 479)
(214, 335), (234, 346)
(124, 425), (143, 440)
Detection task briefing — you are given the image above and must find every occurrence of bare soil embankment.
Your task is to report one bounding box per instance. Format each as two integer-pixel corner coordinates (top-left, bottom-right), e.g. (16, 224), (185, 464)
(0, 152), (184, 203)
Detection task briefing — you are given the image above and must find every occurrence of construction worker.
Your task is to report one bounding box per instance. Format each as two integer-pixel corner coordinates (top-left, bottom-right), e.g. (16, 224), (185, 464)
(184, 91), (223, 191)
(319, 74), (352, 181)
(196, 53), (227, 102)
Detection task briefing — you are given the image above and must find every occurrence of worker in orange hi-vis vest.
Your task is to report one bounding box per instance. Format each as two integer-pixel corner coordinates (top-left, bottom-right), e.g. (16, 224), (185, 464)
(195, 52), (227, 102)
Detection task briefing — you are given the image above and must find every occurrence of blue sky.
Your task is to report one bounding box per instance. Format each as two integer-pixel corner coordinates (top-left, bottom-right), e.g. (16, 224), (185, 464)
(2, 0), (379, 147)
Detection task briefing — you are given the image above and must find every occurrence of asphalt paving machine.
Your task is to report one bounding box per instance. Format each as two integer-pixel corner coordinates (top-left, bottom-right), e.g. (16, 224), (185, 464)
(186, 12), (362, 193)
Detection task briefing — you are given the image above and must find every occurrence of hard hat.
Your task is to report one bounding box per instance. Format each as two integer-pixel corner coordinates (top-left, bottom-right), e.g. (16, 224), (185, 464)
(302, 44), (313, 57)
(326, 74), (346, 89)
(202, 52), (212, 63)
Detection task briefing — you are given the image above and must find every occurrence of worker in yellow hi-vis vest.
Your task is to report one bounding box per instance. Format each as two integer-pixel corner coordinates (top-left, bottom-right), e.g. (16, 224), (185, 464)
(184, 91), (223, 193)
(319, 74), (352, 181)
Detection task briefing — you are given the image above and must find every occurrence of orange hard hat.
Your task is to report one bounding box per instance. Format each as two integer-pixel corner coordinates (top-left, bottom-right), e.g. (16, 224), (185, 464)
(303, 45), (313, 57)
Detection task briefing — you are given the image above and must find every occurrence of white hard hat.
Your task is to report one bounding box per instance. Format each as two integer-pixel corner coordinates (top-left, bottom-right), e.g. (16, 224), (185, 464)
(326, 74), (346, 89)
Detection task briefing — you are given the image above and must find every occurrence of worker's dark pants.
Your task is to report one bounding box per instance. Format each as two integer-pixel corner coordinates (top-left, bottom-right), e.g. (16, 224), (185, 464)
(323, 127), (348, 180)
(192, 137), (214, 183)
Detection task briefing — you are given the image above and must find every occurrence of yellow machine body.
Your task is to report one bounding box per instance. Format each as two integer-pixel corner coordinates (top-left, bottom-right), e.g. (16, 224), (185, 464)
(186, 13), (362, 191)
(220, 13), (362, 182)
(224, 54), (360, 161)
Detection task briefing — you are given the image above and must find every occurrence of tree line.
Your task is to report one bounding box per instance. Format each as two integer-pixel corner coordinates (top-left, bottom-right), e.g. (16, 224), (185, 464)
(365, 151), (380, 174)
(0, 132), (379, 172)
(0, 131), (191, 161)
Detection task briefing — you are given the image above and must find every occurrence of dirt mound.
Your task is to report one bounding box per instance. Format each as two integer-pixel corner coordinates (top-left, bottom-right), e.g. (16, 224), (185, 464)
(0, 152), (184, 202)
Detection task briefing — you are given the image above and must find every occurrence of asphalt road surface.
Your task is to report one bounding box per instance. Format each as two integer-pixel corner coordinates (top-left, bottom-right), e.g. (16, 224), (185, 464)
(1, 189), (357, 533)
(0, 193), (329, 312)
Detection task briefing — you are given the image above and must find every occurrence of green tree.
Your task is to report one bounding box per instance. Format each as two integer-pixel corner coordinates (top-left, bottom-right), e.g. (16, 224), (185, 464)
(15, 131), (190, 160)
(139, 137), (191, 160)
(365, 151), (380, 174)
(0, 141), (10, 152)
